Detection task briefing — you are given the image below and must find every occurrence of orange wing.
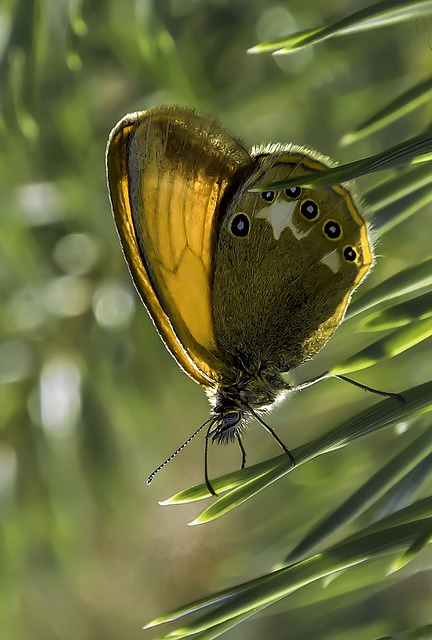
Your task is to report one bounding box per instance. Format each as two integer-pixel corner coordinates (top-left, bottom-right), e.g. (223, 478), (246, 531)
(106, 105), (254, 387)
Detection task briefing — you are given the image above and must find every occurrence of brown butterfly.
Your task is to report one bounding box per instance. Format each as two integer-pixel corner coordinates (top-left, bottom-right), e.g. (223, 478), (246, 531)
(106, 105), (383, 494)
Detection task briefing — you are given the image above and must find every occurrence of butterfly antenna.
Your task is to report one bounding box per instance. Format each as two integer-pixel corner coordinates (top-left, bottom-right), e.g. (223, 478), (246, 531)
(249, 407), (295, 467)
(146, 417), (214, 485)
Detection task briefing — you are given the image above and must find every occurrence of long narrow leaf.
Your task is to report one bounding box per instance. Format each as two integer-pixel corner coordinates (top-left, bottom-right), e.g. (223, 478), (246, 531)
(147, 518), (432, 636)
(365, 163), (432, 213)
(375, 623), (432, 640)
(248, 134), (432, 192)
(374, 453), (432, 520)
(346, 256), (432, 319)
(146, 499), (432, 636)
(360, 291), (432, 331)
(331, 317), (432, 375)
(341, 75), (432, 145)
(374, 186), (432, 237)
(247, 1), (432, 54)
(387, 526), (432, 574)
(161, 382), (432, 522)
(285, 424), (432, 563)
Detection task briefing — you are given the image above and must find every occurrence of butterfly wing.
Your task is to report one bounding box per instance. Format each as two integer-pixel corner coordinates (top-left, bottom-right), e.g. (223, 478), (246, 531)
(106, 105), (254, 386)
(212, 149), (373, 373)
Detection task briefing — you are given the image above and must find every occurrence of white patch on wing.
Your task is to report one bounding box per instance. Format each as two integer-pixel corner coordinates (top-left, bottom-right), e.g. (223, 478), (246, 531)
(256, 199), (311, 241)
(320, 249), (341, 274)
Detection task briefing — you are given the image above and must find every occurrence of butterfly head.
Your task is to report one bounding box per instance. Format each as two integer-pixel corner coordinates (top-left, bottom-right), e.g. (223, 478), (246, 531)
(145, 367), (292, 494)
(207, 366), (289, 444)
(209, 403), (249, 445)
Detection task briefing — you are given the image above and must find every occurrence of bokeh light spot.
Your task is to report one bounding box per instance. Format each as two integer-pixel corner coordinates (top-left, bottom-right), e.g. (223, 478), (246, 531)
(92, 281), (135, 330)
(39, 357), (82, 437)
(53, 233), (100, 276)
(44, 276), (92, 317)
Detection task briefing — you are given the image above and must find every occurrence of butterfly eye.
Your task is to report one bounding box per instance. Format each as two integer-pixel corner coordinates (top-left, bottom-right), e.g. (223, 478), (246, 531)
(285, 186), (302, 199)
(230, 213), (250, 238)
(323, 220), (342, 240)
(343, 246), (357, 262)
(300, 200), (319, 220)
(224, 411), (240, 426)
(261, 191), (275, 202)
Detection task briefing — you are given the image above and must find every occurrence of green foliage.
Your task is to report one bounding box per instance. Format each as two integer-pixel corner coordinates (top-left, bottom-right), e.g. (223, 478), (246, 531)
(1, 2), (431, 640)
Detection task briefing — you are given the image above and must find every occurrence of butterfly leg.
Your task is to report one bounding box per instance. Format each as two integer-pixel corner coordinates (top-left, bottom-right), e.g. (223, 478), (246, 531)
(236, 434), (247, 469)
(250, 408), (295, 467)
(296, 371), (404, 402)
(335, 374), (404, 401)
(294, 371), (331, 391)
(205, 423), (218, 497)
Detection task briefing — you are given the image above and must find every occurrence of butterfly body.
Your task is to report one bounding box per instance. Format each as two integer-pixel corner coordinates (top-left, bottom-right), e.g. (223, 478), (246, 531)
(106, 105), (372, 469)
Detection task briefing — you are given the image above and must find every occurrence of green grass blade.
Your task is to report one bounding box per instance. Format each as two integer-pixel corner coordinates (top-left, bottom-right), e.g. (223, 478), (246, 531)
(374, 453), (432, 520)
(387, 525), (432, 574)
(360, 291), (432, 331)
(146, 499), (432, 633)
(185, 612), (256, 640)
(159, 456), (281, 504)
(346, 256), (432, 319)
(160, 382), (432, 522)
(365, 164), (432, 213)
(247, 0), (432, 54)
(187, 460), (291, 525)
(247, 27), (321, 55)
(284, 424), (432, 564)
(248, 134), (432, 193)
(372, 185), (432, 237)
(341, 75), (432, 145)
(342, 497), (432, 544)
(331, 317), (432, 375)
(146, 518), (432, 636)
(375, 624), (432, 640)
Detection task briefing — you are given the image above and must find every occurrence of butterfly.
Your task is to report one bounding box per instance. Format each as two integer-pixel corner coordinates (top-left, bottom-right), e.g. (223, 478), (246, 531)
(106, 104), (376, 494)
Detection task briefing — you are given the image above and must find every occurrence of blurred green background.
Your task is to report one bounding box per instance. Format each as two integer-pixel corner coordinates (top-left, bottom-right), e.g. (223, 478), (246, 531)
(1, 1), (431, 639)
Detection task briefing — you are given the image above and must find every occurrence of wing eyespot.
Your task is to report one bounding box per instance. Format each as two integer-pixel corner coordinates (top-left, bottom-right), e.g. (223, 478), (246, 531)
(323, 220), (342, 240)
(261, 190), (275, 203)
(285, 186), (302, 199)
(343, 246), (357, 262)
(300, 199), (319, 220)
(230, 212), (250, 238)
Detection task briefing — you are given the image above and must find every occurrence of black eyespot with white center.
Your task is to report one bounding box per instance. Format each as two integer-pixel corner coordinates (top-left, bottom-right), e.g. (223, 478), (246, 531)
(230, 213), (250, 238)
(324, 220), (341, 239)
(344, 246), (357, 262)
(285, 186), (302, 199)
(261, 190), (275, 202)
(300, 199), (319, 220)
